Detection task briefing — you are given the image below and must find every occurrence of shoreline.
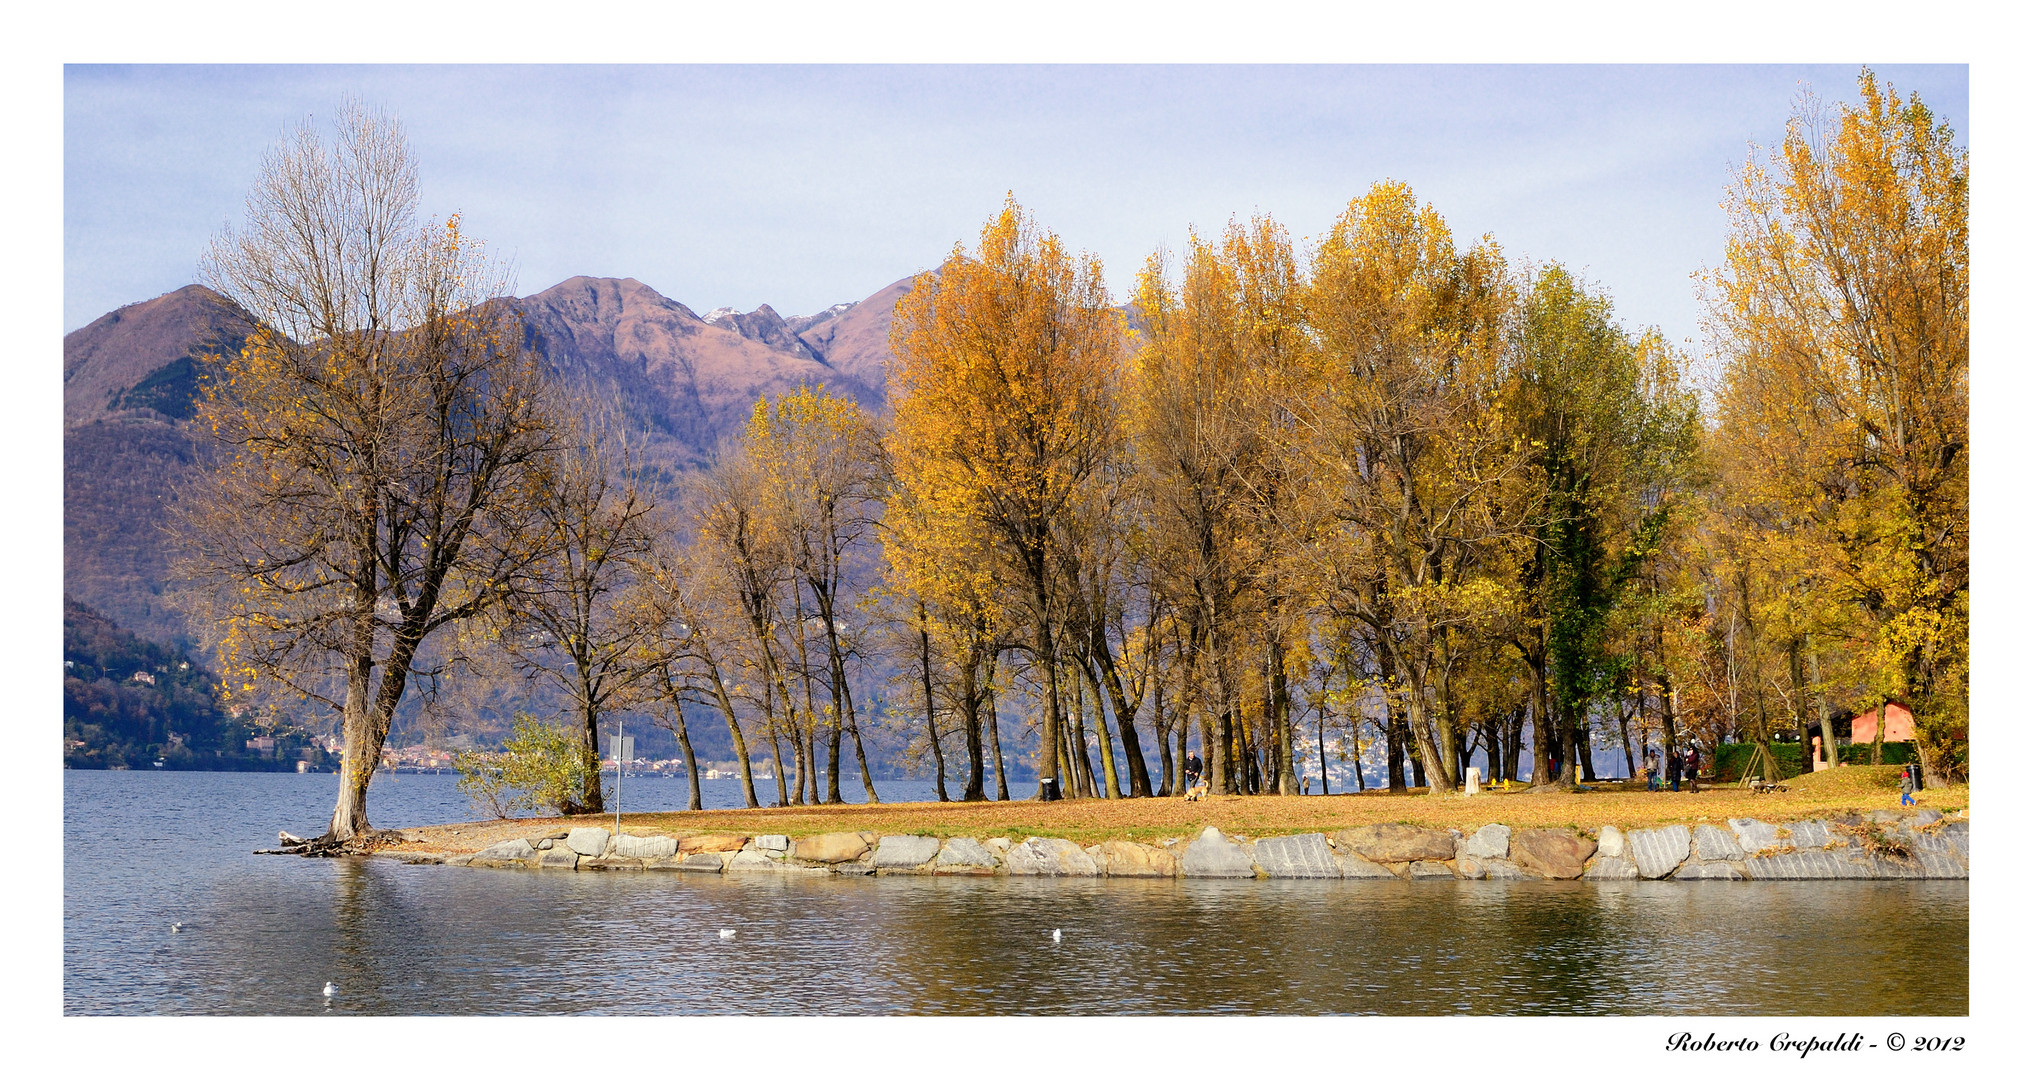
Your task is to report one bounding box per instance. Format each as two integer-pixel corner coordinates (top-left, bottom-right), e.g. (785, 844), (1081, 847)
(369, 797), (1969, 882)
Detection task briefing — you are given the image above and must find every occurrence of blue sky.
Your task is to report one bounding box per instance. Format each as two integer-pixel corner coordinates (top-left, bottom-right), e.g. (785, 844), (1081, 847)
(66, 64), (1966, 359)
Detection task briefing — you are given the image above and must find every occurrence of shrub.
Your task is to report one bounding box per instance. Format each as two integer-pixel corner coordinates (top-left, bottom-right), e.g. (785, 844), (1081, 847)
(452, 713), (600, 818)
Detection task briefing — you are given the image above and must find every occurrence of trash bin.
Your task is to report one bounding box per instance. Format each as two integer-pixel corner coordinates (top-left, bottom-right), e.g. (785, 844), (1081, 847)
(1039, 777), (1061, 801)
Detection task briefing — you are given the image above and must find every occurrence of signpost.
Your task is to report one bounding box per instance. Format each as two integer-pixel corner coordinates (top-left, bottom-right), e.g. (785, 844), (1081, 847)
(609, 725), (634, 837)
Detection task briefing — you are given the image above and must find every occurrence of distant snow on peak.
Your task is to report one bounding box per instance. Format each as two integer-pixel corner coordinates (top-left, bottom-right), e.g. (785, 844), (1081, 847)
(702, 306), (739, 324)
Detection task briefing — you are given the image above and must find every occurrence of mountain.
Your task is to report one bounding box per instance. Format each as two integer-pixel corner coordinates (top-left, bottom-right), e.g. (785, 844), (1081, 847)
(64, 284), (251, 426)
(62, 275), (911, 648)
(64, 286), (254, 646)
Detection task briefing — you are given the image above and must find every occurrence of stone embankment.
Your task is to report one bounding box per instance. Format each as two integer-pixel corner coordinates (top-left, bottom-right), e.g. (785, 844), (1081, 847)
(400, 809), (1967, 882)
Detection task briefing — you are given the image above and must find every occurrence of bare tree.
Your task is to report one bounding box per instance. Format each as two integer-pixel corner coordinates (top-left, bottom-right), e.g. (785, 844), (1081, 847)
(175, 102), (558, 843)
(494, 415), (659, 815)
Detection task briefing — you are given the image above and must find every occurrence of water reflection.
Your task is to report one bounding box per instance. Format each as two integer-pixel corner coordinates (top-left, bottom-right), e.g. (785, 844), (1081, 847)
(65, 772), (1967, 1015)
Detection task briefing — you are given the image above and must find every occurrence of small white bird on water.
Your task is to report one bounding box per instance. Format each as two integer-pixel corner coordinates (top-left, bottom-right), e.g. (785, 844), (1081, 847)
(322, 981), (336, 999)
(170, 922), (182, 933)
(719, 929), (737, 940)
(1051, 929), (1062, 942)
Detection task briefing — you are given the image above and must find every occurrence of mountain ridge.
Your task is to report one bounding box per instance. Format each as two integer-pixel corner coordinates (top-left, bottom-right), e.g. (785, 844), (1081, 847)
(63, 272), (913, 645)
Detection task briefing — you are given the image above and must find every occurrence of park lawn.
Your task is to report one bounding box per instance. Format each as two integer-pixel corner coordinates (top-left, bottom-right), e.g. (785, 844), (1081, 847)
(398, 765), (1965, 856)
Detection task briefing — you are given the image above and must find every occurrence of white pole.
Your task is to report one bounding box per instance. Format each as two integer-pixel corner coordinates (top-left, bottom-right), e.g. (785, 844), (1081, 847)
(615, 717), (623, 837)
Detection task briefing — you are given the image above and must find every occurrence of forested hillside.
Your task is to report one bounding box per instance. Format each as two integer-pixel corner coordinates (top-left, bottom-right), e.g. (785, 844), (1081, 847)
(62, 598), (329, 770)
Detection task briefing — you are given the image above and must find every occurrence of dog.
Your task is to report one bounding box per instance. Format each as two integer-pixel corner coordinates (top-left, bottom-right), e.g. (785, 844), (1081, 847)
(1184, 782), (1210, 802)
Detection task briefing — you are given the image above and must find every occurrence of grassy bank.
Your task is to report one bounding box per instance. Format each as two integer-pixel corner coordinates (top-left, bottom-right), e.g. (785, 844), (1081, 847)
(399, 765), (1964, 856)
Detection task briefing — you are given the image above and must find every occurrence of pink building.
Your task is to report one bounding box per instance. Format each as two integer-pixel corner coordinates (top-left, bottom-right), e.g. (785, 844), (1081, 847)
(1849, 701), (1915, 743)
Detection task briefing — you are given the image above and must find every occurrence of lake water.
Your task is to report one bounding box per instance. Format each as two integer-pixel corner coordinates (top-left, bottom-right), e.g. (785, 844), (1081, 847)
(63, 770), (1968, 1015)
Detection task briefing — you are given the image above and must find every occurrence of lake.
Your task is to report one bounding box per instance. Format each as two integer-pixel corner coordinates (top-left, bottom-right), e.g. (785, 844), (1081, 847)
(63, 770), (1968, 1015)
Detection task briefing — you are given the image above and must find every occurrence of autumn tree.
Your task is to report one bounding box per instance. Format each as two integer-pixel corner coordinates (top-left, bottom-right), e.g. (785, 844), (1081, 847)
(888, 197), (1128, 800)
(745, 387), (883, 802)
(1130, 216), (1307, 795)
(1706, 70), (1967, 783)
(174, 103), (558, 842)
(494, 416), (659, 815)
(1300, 181), (1525, 797)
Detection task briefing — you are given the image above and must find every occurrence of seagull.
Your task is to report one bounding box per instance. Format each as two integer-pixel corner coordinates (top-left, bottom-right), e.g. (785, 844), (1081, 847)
(1051, 929), (1062, 942)
(719, 929), (737, 940)
(170, 922), (182, 933)
(322, 981), (336, 998)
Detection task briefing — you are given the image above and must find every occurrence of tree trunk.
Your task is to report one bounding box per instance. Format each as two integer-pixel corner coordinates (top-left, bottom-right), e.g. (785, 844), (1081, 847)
(669, 699), (703, 811)
(958, 647), (986, 801)
(1807, 639), (1837, 770)
(1087, 622), (1153, 797)
(1271, 642), (1298, 795)
(1526, 653), (1554, 787)
(1871, 701), (1886, 766)
(918, 606), (949, 802)
(1032, 590), (1064, 800)
(700, 657), (760, 808)
(1385, 701), (1407, 793)
(1154, 675), (1175, 797)
(1317, 701), (1332, 795)
(327, 661), (379, 840)
(1083, 666), (1122, 798)
(986, 679), (1011, 801)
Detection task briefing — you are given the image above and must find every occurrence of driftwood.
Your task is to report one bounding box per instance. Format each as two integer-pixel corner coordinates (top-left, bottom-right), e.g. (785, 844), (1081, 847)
(255, 828), (410, 857)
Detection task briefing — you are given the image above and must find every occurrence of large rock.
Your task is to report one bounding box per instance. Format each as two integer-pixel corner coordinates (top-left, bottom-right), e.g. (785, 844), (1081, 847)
(1336, 824), (1456, 863)
(1741, 850), (1876, 879)
(1627, 825), (1691, 879)
(679, 852), (727, 872)
(1596, 825), (1626, 859)
(611, 834), (678, 859)
(935, 838), (1001, 871)
(873, 835), (942, 870)
(1409, 860), (1455, 879)
(1003, 837), (1100, 876)
(1916, 851), (1968, 878)
(565, 827), (611, 856)
(1333, 852), (1398, 879)
(1510, 829), (1596, 880)
(1481, 860), (1527, 880)
(792, 832), (871, 864)
(1181, 827), (1255, 878)
(1908, 808), (1943, 828)
(1673, 860), (1746, 880)
(1094, 840), (1177, 877)
(537, 848), (581, 870)
(756, 834), (790, 851)
(679, 834), (750, 854)
(1782, 820), (1841, 850)
(726, 849), (826, 874)
(1691, 824), (1745, 862)
(1728, 818), (1784, 855)
(1252, 833), (1339, 878)
(475, 839), (535, 863)
(1582, 856), (1639, 880)
(1456, 824), (1510, 861)
(1910, 823), (1969, 861)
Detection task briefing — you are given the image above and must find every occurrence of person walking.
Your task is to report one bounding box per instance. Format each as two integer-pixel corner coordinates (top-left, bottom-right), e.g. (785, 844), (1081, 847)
(1684, 744), (1700, 794)
(1665, 746), (1682, 792)
(1900, 764), (1918, 806)
(1183, 751), (1204, 795)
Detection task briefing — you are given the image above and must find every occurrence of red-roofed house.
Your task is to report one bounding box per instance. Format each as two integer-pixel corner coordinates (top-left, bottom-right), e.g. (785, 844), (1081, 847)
(1848, 701), (1915, 744)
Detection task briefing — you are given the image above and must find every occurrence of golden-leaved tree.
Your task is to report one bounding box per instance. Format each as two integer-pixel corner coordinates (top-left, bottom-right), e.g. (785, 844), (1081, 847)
(1130, 215), (1308, 795)
(1706, 69), (1967, 783)
(1300, 181), (1526, 797)
(888, 197), (1127, 800)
